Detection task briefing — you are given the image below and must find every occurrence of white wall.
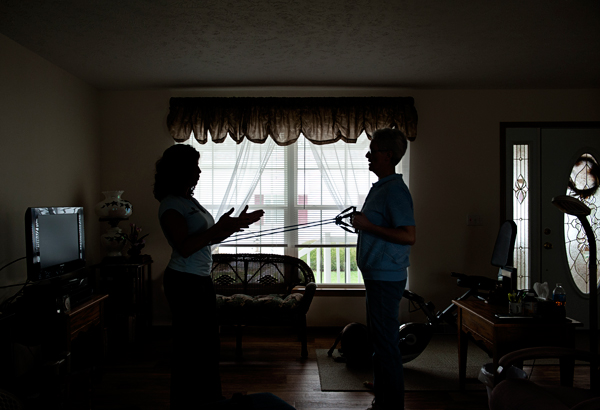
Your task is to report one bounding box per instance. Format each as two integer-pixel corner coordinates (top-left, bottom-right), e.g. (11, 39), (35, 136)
(97, 88), (600, 326)
(0, 34), (101, 303)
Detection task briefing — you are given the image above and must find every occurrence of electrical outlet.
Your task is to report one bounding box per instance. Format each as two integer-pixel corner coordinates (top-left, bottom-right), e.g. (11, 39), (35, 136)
(467, 214), (482, 226)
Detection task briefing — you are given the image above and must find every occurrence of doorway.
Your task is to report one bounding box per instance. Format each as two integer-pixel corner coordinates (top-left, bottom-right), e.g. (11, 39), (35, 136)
(502, 122), (600, 329)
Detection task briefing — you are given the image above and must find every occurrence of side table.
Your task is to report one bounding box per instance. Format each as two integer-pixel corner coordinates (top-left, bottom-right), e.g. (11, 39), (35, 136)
(92, 257), (153, 347)
(0, 294), (108, 406)
(453, 299), (582, 390)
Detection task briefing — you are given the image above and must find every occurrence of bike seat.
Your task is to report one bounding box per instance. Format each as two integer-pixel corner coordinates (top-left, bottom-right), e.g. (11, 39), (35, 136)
(453, 273), (498, 290)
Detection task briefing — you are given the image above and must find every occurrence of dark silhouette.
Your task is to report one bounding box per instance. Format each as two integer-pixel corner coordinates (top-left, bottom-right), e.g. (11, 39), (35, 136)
(154, 144), (263, 408)
(352, 129), (416, 410)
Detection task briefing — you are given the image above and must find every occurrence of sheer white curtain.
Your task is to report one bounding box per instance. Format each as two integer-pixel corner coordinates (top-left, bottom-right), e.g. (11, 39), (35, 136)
(308, 142), (350, 213)
(299, 134), (411, 288)
(211, 138), (276, 251)
(214, 137), (276, 220)
(306, 134), (411, 212)
(181, 136), (276, 251)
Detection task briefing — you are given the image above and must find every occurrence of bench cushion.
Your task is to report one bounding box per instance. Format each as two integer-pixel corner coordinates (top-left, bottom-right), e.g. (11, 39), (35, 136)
(216, 293), (304, 323)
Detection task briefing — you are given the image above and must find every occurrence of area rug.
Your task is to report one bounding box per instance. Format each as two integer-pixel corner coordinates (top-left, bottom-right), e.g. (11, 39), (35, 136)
(316, 334), (490, 392)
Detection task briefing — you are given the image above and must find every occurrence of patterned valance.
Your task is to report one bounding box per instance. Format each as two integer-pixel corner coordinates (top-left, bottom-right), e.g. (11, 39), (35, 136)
(167, 97), (418, 146)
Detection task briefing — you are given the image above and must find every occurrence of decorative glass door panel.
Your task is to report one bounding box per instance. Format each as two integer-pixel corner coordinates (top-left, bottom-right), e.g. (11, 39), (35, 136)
(513, 144), (530, 290)
(563, 153), (600, 294)
(540, 128), (600, 328)
(504, 124), (600, 329)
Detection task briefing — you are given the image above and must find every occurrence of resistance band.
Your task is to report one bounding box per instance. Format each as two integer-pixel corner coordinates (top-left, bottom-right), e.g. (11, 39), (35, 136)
(219, 206), (358, 244)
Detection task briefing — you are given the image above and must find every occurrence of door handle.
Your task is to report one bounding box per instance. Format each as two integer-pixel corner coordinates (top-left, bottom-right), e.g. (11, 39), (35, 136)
(543, 242), (553, 250)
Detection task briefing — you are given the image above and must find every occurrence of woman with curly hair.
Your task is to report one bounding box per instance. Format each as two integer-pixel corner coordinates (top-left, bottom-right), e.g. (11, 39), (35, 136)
(154, 144), (264, 408)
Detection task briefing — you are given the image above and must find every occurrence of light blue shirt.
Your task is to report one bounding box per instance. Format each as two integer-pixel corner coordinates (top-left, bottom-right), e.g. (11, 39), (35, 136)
(158, 195), (215, 276)
(357, 174), (415, 281)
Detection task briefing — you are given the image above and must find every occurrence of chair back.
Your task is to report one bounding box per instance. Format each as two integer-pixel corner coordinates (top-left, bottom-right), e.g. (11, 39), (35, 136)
(210, 253), (315, 296)
(491, 220), (517, 268)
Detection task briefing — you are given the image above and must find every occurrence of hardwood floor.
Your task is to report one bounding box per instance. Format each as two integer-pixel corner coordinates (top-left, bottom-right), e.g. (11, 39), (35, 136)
(79, 326), (592, 410)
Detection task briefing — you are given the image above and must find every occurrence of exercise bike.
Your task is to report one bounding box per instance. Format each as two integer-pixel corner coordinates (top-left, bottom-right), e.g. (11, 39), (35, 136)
(327, 220), (517, 366)
(398, 220), (517, 363)
(399, 272), (497, 363)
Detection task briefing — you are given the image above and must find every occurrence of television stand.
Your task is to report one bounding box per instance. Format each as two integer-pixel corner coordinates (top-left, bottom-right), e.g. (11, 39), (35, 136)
(21, 270), (95, 314)
(0, 294), (108, 407)
(62, 294), (108, 355)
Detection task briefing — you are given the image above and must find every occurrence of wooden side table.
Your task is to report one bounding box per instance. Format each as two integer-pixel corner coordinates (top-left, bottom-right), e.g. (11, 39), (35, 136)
(47, 294), (109, 406)
(452, 299), (582, 390)
(93, 257), (153, 347)
(62, 294), (109, 354)
(0, 294), (108, 406)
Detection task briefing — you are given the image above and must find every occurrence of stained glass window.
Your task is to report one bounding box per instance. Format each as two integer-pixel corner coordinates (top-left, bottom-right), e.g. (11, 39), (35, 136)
(513, 144), (530, 289)
(563, 153), (600, 294)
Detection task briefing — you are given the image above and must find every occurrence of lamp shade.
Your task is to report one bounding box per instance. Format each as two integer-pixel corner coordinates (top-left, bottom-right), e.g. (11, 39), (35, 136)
(551, 195), (591, 216)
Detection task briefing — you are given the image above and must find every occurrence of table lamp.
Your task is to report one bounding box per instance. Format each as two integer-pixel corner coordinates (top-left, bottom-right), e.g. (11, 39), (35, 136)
(552, 194), (598, 389)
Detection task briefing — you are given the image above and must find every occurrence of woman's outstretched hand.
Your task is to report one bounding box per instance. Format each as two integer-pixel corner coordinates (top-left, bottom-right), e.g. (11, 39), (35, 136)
(215, 206), (265, 239)
(161, 206), (266, 254)
(238, 205), (264, 226)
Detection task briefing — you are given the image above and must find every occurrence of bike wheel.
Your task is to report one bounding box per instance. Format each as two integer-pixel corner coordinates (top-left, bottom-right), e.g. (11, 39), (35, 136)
(398, 322), (433, 364)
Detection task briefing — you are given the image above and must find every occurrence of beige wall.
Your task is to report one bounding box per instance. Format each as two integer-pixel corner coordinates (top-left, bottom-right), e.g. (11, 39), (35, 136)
(409, 89), (600, 319)
(97, 88), (600, 326)
(2, 33), (599, 327)
(0, 34), (101, 302)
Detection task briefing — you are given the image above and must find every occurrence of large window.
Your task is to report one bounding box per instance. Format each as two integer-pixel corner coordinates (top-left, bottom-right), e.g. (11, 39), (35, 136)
(181, 133), (409, 285)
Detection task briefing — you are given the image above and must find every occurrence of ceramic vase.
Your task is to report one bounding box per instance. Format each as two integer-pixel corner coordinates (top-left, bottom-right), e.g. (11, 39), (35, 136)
(94, 190), (133, 220)
(101, 226), (127, 257)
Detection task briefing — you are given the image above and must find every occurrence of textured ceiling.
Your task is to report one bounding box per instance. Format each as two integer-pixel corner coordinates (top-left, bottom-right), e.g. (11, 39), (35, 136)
(1, 0), (599, 90)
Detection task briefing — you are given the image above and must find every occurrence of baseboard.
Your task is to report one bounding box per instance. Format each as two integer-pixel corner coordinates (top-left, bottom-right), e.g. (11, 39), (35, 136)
(146, 323), (458, 337)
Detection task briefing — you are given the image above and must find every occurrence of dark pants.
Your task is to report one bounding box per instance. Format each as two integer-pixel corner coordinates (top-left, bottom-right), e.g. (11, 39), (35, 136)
(364, 279), (407, 410)
(163, 268), (223, 409)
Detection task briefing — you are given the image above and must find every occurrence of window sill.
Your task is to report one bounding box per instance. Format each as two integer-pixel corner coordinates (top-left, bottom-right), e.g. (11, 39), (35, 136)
(294, 286), (365, 297)
(316, 287), (365, 297)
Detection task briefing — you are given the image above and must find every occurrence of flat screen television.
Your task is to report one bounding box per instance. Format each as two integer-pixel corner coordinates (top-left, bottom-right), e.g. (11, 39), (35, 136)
(25, 206), (86, 283)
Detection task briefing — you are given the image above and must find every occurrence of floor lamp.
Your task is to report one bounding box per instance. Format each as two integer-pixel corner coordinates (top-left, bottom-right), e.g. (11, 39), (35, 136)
(552, 195), (598, 389)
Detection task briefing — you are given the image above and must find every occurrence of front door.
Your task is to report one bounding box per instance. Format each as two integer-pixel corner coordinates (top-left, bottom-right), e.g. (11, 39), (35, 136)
(541, 128), (600, 328)
(503, 123), (600, 329)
